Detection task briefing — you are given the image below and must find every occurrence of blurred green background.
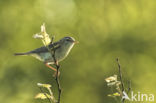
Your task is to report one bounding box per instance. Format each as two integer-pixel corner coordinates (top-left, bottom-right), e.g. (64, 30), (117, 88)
(0, 0), (156, 103)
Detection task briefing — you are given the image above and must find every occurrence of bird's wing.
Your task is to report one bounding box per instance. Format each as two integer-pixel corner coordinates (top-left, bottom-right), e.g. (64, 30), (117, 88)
(28, 42), (61, 54)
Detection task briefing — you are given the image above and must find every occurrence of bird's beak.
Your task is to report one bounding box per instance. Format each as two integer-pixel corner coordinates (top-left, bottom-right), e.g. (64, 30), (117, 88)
(74, 41), (79, 44)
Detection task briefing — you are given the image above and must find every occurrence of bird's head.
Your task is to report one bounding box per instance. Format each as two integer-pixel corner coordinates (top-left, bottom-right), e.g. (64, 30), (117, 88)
(59, 37), (78, 46)
(58, 36), (78, 53)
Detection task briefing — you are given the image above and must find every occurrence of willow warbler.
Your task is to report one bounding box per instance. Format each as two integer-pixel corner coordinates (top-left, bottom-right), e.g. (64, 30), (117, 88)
(14, 37), (78, 74)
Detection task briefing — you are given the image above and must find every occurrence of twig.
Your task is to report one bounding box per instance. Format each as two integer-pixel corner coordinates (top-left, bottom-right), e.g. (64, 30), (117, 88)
(50, 36), (62, 103)
(35, 24), (62, 103)
(116, 58), (125, 92)
(127, 80), (131, 94)
(55, 65), (61, 103)
(116, 58), (125, 103)
(41, 25), (61, 103)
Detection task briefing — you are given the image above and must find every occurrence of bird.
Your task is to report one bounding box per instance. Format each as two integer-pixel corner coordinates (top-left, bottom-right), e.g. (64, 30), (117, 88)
(14, 36), (78, 75)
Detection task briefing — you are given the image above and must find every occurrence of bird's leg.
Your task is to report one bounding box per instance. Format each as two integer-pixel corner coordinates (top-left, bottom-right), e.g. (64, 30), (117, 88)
(45, 63), (57, 71)
(45, 63), (60, 77)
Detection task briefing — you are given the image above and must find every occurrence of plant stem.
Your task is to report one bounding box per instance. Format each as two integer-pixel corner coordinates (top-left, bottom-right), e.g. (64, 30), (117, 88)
(50, 37), (62, 103)
(116, 58), (125, 103)
(55, 65), (61, 103)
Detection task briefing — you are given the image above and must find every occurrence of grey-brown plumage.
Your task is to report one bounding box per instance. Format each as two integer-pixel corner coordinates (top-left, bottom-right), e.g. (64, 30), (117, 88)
(14, 37), (77, 64)
(14, 42), (60, 55)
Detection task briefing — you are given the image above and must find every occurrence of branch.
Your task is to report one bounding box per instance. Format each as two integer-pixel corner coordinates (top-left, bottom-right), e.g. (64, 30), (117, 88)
(50, 36), (62, 103)
(127, 80), (131, 94)
(106, 58), (131, 103)
(116, 58), (125, 103)
(116, 58), (125, 92)
(35, 24), (62, 103)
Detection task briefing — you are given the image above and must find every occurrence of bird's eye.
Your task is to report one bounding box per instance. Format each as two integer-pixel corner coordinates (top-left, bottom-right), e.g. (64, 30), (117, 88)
(66, 39), (71, 42)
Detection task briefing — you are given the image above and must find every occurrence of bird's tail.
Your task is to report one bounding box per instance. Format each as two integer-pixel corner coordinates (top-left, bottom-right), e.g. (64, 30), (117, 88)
(14, 52), (29, 56)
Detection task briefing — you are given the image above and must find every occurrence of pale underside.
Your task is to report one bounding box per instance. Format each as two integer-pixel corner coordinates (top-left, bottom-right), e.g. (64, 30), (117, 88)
(30, 43), (74, 64)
